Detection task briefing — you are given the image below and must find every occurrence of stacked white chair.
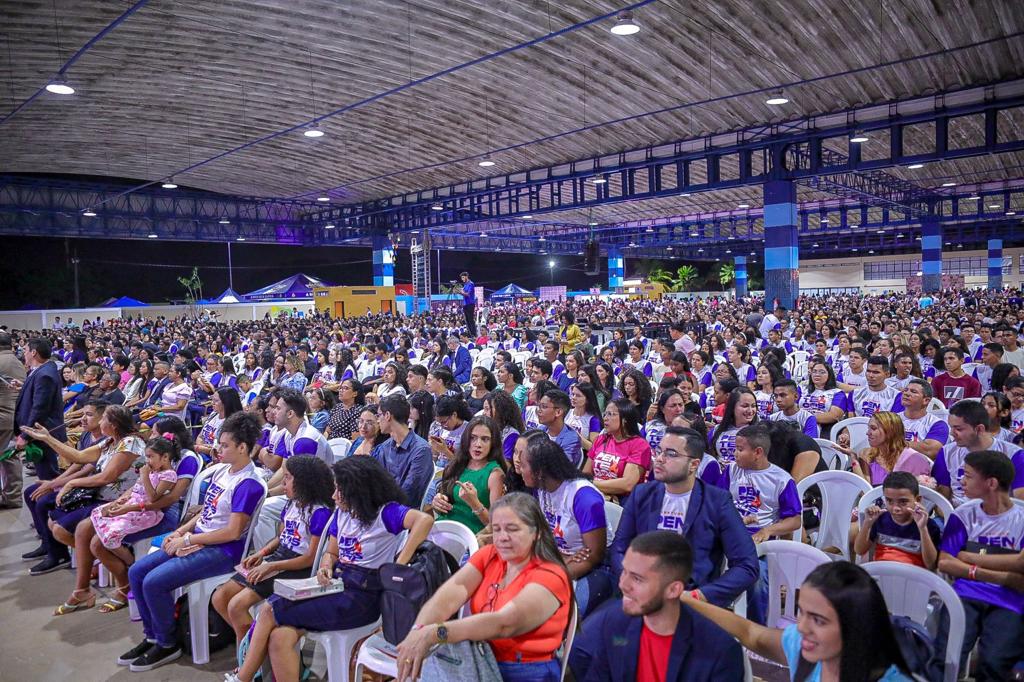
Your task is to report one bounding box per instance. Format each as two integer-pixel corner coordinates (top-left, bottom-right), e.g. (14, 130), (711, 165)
(795, 470), (871, 560)
(757, 540), (832, 628)
(831, 416), (869, 452)
(814, 438), (849, 471)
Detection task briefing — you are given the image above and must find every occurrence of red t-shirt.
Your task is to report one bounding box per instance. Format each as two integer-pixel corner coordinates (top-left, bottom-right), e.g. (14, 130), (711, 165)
(588, 434), (652, 481)
(637, 623), (673, 682)
(931, 372), (981, 407)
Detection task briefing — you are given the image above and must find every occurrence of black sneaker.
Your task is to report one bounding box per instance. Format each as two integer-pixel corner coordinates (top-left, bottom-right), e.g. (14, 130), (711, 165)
(117, 640), (154, 666)
(21, 546), (46, 560)
(128, 644), (181, 672)
(29, 555), (70, 575)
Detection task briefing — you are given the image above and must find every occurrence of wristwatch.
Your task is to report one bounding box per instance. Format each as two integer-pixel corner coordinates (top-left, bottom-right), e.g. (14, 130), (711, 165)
(435, 623), (449, 644)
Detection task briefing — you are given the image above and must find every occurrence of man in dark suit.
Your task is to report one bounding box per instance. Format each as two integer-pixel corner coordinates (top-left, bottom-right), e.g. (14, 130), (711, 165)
(445, 336), (472, 384)
(571, 531), (745, 681)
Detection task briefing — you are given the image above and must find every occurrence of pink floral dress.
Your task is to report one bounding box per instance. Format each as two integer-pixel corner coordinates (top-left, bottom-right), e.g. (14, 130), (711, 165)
(91, 469), (178, 549)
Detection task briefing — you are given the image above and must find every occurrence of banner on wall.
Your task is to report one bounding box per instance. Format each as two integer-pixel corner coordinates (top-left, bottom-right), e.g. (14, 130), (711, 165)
(538, 286), (567, 302)
(905, 274), (964, 293)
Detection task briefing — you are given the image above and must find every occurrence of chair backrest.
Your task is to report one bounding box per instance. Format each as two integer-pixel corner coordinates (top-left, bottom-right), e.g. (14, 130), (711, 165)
(832, 416), (870, 452)
(857, 485), (954, 523)
(1014, 498), (1024, 510)
(310, 509), (339, 576)
(604, 501), (624, 543)
(862, 561), (966, 682)
(796, 470), (872, 559)
(756, 540), (832, 627)
(558, 600), (579, 681)
(814, 438), (849, 471)
(420, 469), (444, 510)
(327, 437), (351, 461)
(428, 519), (479, 566)
(927, 397), (947, 413)
(238, 476), (269, 559)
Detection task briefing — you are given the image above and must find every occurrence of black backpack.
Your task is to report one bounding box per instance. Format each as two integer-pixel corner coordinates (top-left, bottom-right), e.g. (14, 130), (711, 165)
(173, 594), (235, 656)
(889, 614), (943, 682)
(378, 541), (457, 645)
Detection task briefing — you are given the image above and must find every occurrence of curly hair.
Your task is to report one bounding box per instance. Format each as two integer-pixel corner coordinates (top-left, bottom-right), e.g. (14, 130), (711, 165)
(282, 455), (336, 524)
(484, 390), (525, 433)
(332, 455), (406, 522)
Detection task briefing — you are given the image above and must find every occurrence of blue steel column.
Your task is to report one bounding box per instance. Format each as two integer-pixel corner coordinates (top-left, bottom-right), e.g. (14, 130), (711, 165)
(371, 234), (394, 286)
(921, 212), (942, 293)
(988, 239), (1003, 290)
(608, 248), (624, 290)
(762, 180), (799, 309)
(734, 256), (748, 298)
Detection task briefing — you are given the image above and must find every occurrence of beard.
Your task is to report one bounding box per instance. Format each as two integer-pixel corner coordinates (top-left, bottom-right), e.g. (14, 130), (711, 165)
(656, 468), (691, 485)
(622, 592), (666, 617)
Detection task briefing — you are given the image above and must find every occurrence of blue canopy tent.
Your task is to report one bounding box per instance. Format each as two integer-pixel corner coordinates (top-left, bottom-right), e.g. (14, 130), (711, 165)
(243, 273), (329, 301)
(102, 295), (149, 308)
(490, 283), (534, 302)
(211, 287), (244, 304)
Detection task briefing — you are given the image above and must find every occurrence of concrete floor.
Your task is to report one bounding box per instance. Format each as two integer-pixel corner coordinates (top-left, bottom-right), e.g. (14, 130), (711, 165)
(0, 503), (235, 682)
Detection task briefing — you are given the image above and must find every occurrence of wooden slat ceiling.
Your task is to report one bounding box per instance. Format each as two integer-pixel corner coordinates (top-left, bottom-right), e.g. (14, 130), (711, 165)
(2, 0), (1023, 214)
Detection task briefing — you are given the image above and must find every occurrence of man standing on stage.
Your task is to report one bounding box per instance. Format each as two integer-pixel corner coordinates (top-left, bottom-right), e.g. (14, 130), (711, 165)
(457, 271), (477, 337)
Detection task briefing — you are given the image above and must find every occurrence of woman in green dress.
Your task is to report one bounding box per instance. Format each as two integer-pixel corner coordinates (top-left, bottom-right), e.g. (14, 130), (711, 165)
(430, 416), (508, 534)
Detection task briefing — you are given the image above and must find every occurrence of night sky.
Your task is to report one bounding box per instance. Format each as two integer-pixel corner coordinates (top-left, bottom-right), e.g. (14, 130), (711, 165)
(0, 235), (726, 309)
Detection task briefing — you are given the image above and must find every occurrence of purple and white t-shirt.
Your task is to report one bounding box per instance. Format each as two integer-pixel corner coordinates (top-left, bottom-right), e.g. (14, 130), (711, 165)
(194, 463), (265, 562)
(800, 388), (849, 415)
(933, 438), (1024, 507)
(940, 499), (1024, 613)
(711, 427), (741, 465)
(721, 462), (802, 534)
(535, 478), (606, 553)
(769, 409), (820, 438)
(754, 391), (775, 419)
(278, 501), (331, 555)
(328, 502), (410, 568)
(283, 420), (332, 463)
(901, 412), (950, 446)
(851, 385), (903, 418)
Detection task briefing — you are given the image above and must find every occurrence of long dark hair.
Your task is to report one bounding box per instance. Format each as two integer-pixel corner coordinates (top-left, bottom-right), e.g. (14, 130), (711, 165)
(571, 382), (603, 428)
(332, 455), (407, 520)
(408, 390), (435, 440)
(282, 455), (336, 523)
(806, 358), (838, 393)
(145, 433), (182, 463)
(216, 386), (244, 418)
(526, 432), (587, 489)
(484, 390), (525, 433)
(711, 387), (757, 449)
(154, 416), (195, 451)
(619, 366), (652, 416)
(793, 562), (910, 682)
(439, 416), (508, 499)
(579, 363), (610, 400)
(607, 397), (643, 439)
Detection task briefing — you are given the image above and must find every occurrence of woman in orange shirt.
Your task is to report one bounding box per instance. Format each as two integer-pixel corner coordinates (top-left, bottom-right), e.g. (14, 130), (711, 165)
(396, 492), (572, 682)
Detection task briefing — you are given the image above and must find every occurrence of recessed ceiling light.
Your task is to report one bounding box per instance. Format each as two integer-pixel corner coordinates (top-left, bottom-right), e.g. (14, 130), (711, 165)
(849, 130), (869, 143)
(966, 195), (980, 200)
(988, 204), (1002, 209)
(478, 157), (496, 167)
(907, 163), (924, 169)
(877, 229), (884, 234)
(325, 223), (336, 229)
(726, 249), (732, 254)
(680, 193), (691, 197)
(45, 77), (74, 95)
(690, 232), (698, 237)
(852, 247), (859, 252)
(538, 236), (546, 241)
(765, 89), (789, 106)
(82, 209), (96, 217)
(609, 11), (640, 35)
(237, 236), (246, 241)
(219, 217), (230, 224)
(591, 177), (607, 184)
(521, 214), (533, 219)
(430, 203), (443, 211)
(588, 221), (598, 226)
(645, 226), (654, 232)
(1008, 211), (1017, 216)
(897, 233), (905, 238)
(317, 196), (330, 202)
(161, 179), (178, 189)
(303, 126), (325, 138)
(941, 182), (956, 187)
(868, 249), (875, 254)
(147, 233), (158, 239)
(738, 203), (750, 209)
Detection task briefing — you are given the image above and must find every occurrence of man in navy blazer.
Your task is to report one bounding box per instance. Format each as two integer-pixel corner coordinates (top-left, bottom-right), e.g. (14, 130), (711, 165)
(14, 338), (64, 482)
(445, 336), (472, 384)
(610, 426), (757, 607)
(571, 531), (745, 681)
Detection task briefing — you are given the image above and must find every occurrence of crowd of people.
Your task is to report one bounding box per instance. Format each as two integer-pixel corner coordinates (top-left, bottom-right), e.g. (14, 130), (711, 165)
(1, 282), (1024, 681)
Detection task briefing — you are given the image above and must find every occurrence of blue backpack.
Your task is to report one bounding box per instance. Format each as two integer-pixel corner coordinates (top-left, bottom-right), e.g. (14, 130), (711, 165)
(889, 615), (943, 682)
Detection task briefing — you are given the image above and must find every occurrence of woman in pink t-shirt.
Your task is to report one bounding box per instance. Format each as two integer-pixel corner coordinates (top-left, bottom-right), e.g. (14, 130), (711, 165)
(853, 411), (932, 485)
(583, 398), (652, 501)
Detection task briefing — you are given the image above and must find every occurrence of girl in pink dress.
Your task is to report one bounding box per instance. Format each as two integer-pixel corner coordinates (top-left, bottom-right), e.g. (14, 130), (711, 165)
(91, 433), (180, 552)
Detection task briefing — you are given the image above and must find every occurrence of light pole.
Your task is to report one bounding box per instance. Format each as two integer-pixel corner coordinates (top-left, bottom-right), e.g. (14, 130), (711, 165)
(548, 259), (555, 286)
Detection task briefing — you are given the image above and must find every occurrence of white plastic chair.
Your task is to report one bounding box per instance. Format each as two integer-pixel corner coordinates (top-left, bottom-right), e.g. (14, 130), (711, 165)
(796, 470), (872, 560)
(927, 397), (948, 413)
(855, 486), (953, 563)
(604, 501), (623, 544)
(173, 474), (267, 664)
(327, 437), (352, 461)
(814, 438), (849, 471)
(757, 540), (832, 628)
(428, 519), (479, 565)
(1013, 498), (1024, 510)
(863, 561), (966, 682)
(558, 600), (579, 681)
(832, 416), (869, 452)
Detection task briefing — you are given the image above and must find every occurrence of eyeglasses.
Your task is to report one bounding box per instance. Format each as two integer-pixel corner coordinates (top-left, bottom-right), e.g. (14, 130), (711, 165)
(357, 419), (377, 428)
(483, 582), (501, 613)
(654, 447), (699, 461)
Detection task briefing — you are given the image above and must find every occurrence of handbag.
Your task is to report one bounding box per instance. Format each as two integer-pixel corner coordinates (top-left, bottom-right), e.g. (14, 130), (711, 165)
(56, 486), (99, 512)
(418, 641), (501, 682)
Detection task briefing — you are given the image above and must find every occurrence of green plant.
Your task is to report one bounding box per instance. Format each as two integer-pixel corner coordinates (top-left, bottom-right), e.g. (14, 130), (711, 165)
(648, 264), (698, 292)
(718, 263), (736, 290)
(177, 267), (204, 318)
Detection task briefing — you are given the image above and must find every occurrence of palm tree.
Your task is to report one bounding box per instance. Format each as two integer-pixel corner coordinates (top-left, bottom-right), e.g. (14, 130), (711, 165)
(718, 263), (736, 291)
(648, 266), (678, 291)
(674, 265), (698, 291)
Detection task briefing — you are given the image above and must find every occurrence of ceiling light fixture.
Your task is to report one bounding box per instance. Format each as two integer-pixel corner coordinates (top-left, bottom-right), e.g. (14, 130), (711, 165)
(45, 76), (74, 95)
(161, 179), (178, 189)
(317, 196), (330, 202)
(812, 243), (819, 248)
(219, 217), (231, 224)
(430, 203), (443, 211)
(303, 126), (325, 138)
(588, 221), (598, 226)
(147, 233), (158, 239)
(966, 195), (980, 200)
(941, 182), (956, 187)
(82, 209), (96, 217)
(765, 89), (789, 106)
(609, 11), (640, 35)
(237, 236), (246, 242)
(907, 163), (925, 169)
(697, 248), (704, 252)
(591, 177), (607, 184)
(478, 157), (496, 168)
(521, 214), (533, 219)
(738, 203), (750, 209)
(988, 204), (1001, 209)
(645, 226), (654, 232)
(849, 130), (869, 143)
(1008, 211), (1017, 216)
(538, 236), (546, 241)
(666, 246), (673, 250)
(325, 223), (336, 229)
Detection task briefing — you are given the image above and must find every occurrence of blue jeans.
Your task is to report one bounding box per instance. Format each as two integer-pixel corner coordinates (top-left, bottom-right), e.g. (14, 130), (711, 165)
(954, 598), (1024, 682)
(128, 545), (235, 647)
(498, 659), (560, 682)
(123, 503), (180, 546)
(745, 557), (769, 625)
(575, 565), (614, 620)
(24, 484), (66, 561)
